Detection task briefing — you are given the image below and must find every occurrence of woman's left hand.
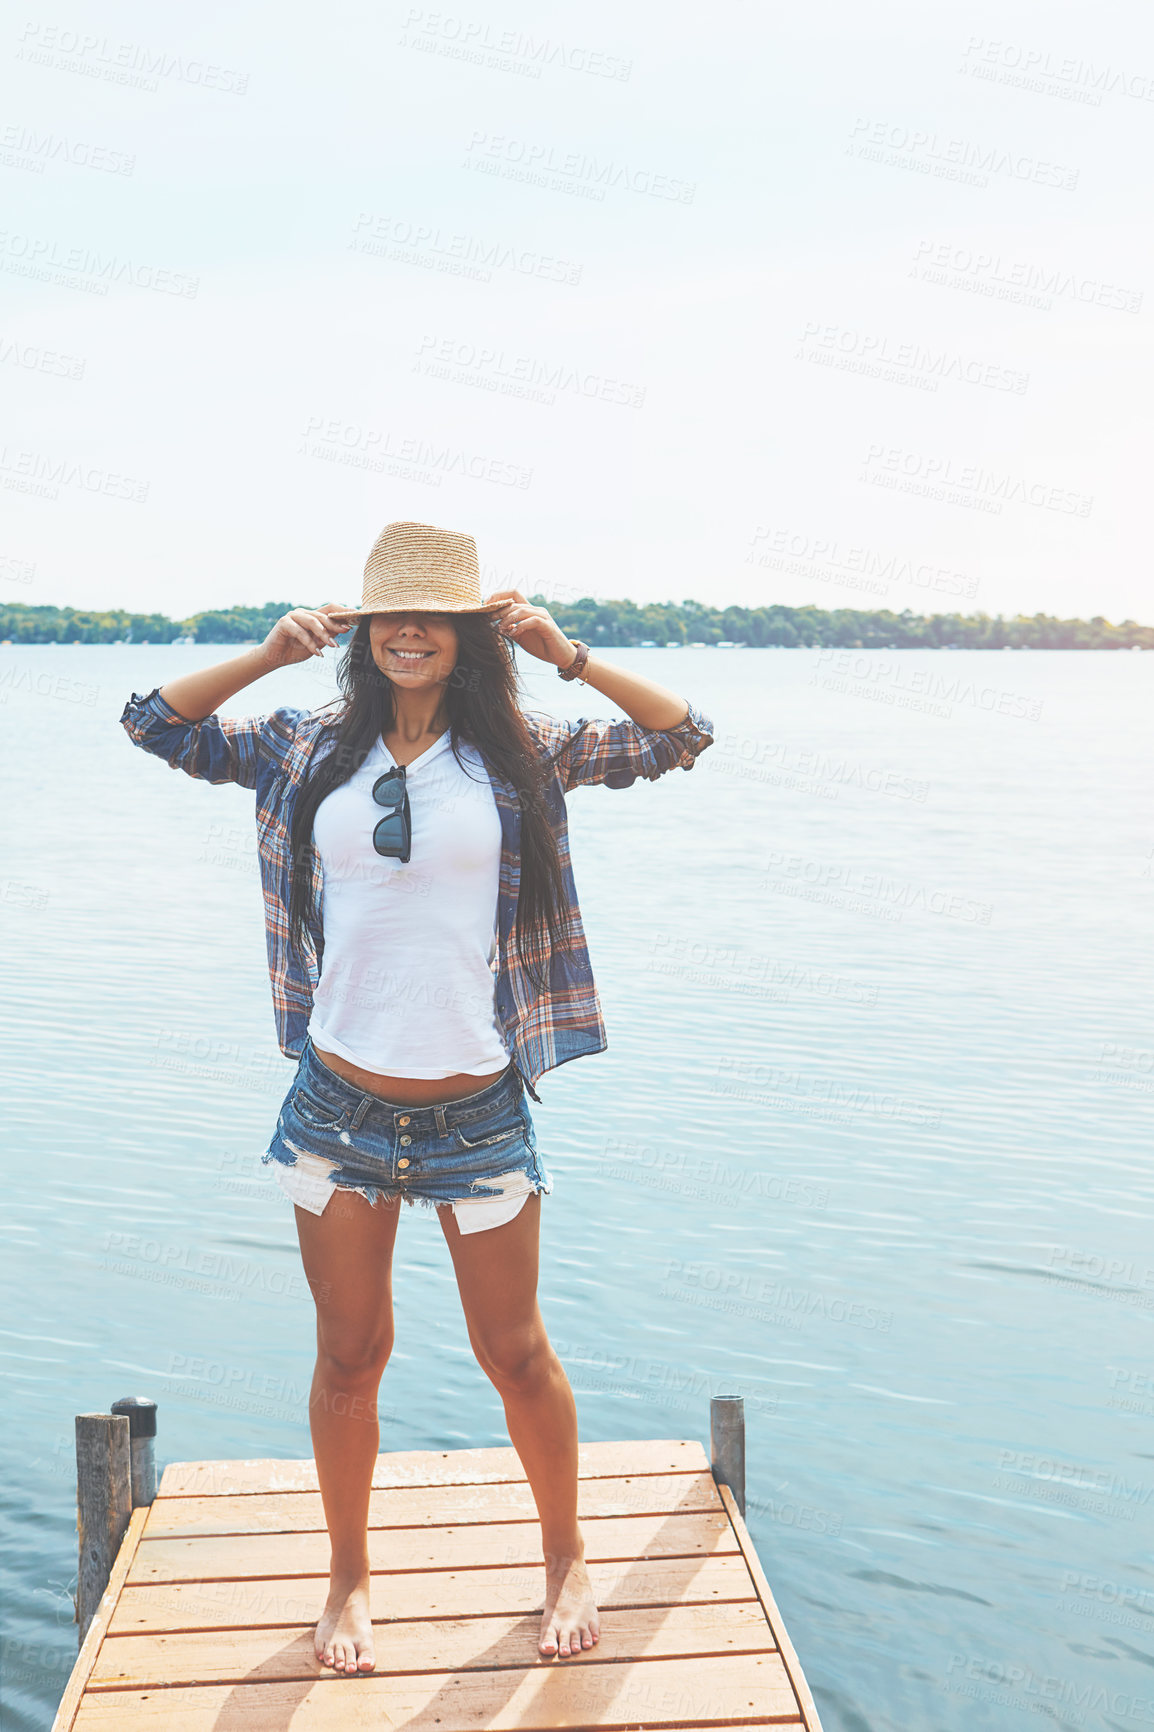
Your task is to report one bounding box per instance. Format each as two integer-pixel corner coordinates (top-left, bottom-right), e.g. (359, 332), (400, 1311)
(488, 590), (578, 670)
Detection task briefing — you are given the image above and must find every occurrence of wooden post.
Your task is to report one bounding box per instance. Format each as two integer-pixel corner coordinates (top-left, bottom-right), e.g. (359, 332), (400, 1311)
(74, 1414), (131, 1644)
(110, 1397), (158, 1507)
(710, 1394), (746, 1517)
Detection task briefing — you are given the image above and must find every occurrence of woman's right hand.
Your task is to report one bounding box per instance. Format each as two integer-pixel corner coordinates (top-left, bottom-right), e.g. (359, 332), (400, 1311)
(260, 602), (356, 666)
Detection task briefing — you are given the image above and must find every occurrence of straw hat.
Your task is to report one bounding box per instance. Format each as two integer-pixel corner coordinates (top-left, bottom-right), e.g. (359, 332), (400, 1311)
(328, 521), (508, 618)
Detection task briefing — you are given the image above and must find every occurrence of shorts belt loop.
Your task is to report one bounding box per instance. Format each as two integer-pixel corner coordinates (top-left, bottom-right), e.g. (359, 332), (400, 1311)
(349, 1095), (373, 1131)
(434, 1103), (449, 1135)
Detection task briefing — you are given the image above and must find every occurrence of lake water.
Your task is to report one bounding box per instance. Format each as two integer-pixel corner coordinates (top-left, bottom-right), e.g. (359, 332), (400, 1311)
(1, 644), (1151, 1732)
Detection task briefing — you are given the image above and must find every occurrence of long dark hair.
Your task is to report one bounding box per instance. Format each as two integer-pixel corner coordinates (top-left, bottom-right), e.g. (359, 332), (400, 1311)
(287, 615), (570, 990)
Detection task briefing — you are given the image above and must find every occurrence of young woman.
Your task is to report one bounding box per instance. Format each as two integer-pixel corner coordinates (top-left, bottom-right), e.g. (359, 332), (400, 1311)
(120, 520), (714, 1675)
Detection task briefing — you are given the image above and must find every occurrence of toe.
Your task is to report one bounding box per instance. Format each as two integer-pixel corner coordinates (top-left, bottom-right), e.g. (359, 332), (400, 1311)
(539, 1625), (558, 1656)
(358, 1646), (376, 1673)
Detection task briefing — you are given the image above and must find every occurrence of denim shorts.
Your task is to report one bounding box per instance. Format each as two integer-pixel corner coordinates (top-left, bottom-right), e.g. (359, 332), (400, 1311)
(262, 1039), (552, 1234)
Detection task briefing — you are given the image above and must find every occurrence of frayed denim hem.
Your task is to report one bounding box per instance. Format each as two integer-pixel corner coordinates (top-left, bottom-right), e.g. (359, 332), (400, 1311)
(261, 1143), (405, 1211)
(261, 1143), (551, 1217)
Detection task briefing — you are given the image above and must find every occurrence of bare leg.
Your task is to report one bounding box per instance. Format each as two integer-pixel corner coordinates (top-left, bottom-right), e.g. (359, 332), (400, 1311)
(439, 1193), (601, 1659)
(294, 1187), (403, 1674)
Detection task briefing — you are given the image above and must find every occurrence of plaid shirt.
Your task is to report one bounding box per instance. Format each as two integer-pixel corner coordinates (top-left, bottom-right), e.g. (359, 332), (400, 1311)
(120, 687), (714, 1097)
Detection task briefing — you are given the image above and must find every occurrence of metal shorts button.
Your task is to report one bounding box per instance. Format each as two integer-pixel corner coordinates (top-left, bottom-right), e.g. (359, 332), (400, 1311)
(400, 1135), (411, 1145)
(399, 1116), (410, 1126)
(397, 1157), (410, 1169)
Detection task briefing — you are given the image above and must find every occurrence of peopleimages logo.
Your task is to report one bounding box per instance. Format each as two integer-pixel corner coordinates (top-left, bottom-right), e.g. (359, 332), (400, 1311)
(350, 211), (583, 287)
(859, 443), (1093, 517)
(810, 647), (1044, 721)
(910, 238), (1142, 313)
(464, 130), (696, 203)
(795, 322), (1029, 394)
(0, 123), (135, 175)
(413, 333), (646, 409)
(0, 229), (198, 297)
(399, 9), (633, 81)
(761, 849), (995, 925)
(847, 116), (1079, 190)
(959, 35), (1154, 105)
(298, 415), (532, 490)
(16, 21), (250, 94)
(0, 335), (85, 379)
(746, 526), (978, 602)
(946, 1652), (1154, 1719)
(0, 445), (148, 503)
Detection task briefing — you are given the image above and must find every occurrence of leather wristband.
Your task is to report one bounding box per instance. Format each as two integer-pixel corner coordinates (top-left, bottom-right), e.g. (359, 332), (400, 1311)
(557, 639), (591, 682)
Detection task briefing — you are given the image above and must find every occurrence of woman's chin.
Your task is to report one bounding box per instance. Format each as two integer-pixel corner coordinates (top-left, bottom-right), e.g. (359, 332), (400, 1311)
(379, 666), (446, 687)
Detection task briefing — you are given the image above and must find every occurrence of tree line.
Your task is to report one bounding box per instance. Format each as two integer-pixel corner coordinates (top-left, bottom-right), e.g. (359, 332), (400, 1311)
(0, 597), (1150, 649)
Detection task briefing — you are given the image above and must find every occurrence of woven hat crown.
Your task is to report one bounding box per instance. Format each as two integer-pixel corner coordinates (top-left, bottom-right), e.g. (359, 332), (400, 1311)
(350, 520), (504, 614)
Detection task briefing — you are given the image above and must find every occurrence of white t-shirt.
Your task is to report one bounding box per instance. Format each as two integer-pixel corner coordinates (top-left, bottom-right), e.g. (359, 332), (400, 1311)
(306, 730), (511, 1078)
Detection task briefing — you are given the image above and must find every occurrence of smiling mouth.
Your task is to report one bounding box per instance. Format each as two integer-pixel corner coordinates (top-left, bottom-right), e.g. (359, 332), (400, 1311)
(387, 648), (434, 662)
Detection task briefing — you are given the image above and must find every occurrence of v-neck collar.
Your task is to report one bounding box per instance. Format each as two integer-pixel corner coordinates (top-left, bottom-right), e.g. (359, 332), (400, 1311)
(380, 727), (451, 774)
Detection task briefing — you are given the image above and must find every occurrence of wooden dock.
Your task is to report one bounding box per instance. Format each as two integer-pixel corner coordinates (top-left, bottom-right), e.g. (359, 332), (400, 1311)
(53, 1436), (823, 1731)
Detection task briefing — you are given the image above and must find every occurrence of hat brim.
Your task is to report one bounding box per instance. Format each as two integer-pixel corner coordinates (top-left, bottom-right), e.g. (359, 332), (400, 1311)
(326, 599), (510, 622)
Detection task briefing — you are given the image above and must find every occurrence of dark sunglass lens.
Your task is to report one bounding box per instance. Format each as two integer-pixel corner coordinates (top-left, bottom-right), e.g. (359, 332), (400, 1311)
(373, 772), (404, 808)
(373, 813), (407, 851)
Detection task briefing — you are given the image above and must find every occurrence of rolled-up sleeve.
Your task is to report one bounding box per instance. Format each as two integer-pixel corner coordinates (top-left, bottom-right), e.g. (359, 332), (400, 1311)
(530, 701), (715, 792)
(119, 687), (289, 790)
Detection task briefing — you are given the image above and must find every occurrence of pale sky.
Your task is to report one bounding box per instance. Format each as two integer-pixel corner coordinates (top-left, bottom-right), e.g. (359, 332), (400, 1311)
(3, 0), (1152, 622)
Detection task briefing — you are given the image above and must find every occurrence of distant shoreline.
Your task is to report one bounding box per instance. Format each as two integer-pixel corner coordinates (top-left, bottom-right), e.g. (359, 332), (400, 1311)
(0, 597), (1150, 651)
(3, 641), (1147, 653)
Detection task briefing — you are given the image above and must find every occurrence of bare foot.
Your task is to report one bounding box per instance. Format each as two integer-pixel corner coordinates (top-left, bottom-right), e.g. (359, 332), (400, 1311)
(538, 1540), (601, 1660)
(315, 1572), (376, 1674)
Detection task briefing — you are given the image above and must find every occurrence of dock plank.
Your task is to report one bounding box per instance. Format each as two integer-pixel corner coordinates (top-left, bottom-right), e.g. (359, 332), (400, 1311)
(73, 1652), (800, 1729)
(717, 1485), (824, 1732)
(108, 1554), (759, 1635)
(158, 1439), (709, 1498)
(90, 1602), (778, 1687)
(126, 1511), (737, 1585)
(145, 1471), (724, 1536)
(50, 1505), (149, 1732)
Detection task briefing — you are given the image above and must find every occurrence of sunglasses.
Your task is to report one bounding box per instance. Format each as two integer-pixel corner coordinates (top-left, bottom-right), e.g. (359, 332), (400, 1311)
(372, 767), (411, 862)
